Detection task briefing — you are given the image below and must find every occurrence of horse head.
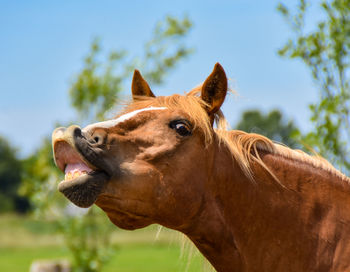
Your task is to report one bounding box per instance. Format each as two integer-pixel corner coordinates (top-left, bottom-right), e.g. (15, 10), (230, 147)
(52, 63), (228, 231)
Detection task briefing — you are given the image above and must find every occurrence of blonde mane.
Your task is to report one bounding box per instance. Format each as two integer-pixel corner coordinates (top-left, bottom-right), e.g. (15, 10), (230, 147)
(120, 90), (349, 184)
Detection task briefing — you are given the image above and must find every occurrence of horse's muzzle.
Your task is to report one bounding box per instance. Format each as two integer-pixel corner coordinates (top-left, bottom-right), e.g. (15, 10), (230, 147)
(52, 125), (110, 208)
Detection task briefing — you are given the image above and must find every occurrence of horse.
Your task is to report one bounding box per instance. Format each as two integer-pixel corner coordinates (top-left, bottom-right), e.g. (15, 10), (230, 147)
(52, 63), (350, 271)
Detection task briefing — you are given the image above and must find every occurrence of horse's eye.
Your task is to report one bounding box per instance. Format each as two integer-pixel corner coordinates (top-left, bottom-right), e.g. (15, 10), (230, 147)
(169, 120), (192, 136)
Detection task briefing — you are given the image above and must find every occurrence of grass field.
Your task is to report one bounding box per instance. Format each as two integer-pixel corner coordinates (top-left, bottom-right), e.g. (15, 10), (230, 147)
(0, 214), (209, 272)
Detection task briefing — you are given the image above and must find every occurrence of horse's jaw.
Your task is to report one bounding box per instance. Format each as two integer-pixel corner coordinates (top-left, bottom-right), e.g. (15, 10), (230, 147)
(52, 126), (111, 208)
(95, 195), (154, 230)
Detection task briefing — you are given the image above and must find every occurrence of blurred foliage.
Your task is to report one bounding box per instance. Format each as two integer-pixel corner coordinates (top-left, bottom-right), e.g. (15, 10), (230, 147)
(19, 14), (194, 272)
(278, 0), (350, 174)
(0, 136), (30, 213)
(236, 109), (301, 149)
(141, 15), (194, 85)
(69, 40), (128, 122)
(20, 137), (63, 217)
(60, 208), (115, 272)
(70, 15), (193, 122)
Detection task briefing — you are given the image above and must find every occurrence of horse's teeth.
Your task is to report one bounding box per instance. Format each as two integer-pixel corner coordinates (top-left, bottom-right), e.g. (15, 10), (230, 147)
(65, 172), (72, 181)
(65, 171), (88, 181)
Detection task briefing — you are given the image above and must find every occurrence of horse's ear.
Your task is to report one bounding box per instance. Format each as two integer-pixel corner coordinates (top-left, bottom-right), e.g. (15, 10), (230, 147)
(201, 63), (228, 116)
(131, 69), (156, 98)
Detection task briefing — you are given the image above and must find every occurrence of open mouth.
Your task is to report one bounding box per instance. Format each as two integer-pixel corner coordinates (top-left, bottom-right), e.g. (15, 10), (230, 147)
(52, 126), (109, 208)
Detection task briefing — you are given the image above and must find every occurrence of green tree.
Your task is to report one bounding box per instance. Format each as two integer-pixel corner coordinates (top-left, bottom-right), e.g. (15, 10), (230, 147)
(277, 0), (350, 174)
(235, 109), (300, 149)
(70, 15), (193, 122)
(20, 14), (194, 272)
(0, 136), (30, 213)
(20, 137), (64, 216)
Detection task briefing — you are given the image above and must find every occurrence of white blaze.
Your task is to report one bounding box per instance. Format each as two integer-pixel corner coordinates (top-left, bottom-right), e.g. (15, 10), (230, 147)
(82, 107), (167, 132)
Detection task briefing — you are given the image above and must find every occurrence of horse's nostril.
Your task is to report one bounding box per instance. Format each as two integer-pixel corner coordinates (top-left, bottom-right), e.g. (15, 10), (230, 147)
(90, 133), (105, 145)
(89, 130), (107, 146)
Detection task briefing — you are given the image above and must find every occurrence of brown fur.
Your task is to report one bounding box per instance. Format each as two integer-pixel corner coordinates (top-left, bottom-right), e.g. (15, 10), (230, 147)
(118, 90), (349, 185)
(52, 64), (350, 272)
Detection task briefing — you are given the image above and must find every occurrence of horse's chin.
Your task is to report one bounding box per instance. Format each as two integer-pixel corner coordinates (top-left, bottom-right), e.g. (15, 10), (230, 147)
(108, 215), (151, 230)
(95, 198), (153, 230)
(58, 171), (109, 208)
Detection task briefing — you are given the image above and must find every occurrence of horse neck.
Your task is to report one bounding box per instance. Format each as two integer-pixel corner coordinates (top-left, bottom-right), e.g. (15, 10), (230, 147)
(182, 141), (253, 271)
(185, 144), (350, 271)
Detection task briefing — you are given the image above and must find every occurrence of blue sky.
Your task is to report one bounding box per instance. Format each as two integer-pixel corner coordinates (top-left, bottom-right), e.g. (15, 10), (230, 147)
(0, 0), (319, 156)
